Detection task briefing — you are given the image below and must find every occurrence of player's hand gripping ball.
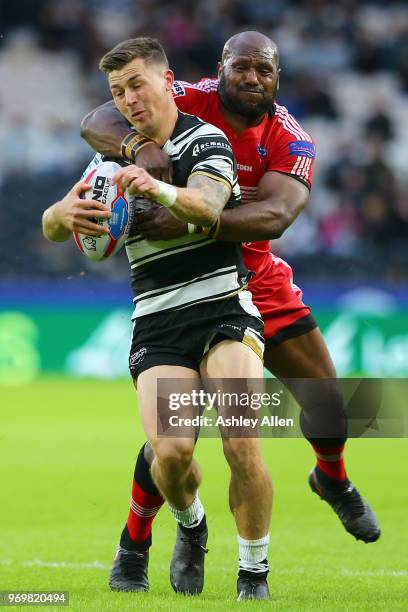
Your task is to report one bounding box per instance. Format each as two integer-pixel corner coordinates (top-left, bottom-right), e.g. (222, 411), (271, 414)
(74, 161), (130, 260)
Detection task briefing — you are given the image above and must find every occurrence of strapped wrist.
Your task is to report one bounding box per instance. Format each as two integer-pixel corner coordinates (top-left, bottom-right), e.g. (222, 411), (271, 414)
(120, 132), (154, 162)
(155, 180), (177, 208)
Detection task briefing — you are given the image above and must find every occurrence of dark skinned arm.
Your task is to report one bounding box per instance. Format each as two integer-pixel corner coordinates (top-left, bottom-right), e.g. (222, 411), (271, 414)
(80, 100), (130, 158)
(135, 170), (310, 242)
(217, 171), (310, 241)
(80, 103), (309, 241)
(80, 101), (172, 182)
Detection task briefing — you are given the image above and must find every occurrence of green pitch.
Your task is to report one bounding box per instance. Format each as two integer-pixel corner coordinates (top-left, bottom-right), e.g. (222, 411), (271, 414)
(1, 378), (407, 611)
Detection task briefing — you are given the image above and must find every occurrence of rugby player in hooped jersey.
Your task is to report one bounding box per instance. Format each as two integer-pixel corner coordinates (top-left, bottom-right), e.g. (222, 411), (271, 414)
(81, 30), (381, 589)
(43, 37), (273, 601)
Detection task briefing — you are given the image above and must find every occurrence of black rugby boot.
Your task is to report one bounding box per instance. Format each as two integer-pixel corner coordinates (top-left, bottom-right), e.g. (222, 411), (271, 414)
(170, 522), (208, 595)
(109, 546), (149, 592)
(309, 467), (380, 543)
(237, 569), (270, 601)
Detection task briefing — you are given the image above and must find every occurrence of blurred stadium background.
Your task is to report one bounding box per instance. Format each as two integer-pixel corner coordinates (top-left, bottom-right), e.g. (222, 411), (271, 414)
(1, 0), (408, 383)
(1, 3), (407, 608)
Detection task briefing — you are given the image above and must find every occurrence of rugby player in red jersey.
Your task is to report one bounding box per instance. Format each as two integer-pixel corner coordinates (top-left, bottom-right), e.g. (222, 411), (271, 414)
(81, 31), (380, 597)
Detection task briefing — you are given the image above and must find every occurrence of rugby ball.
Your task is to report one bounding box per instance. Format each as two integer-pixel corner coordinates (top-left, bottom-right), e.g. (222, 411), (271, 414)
(73, 160), (130, 260)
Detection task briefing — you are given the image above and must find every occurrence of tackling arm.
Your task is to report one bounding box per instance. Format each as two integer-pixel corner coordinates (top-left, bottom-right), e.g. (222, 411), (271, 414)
(132, 171), (310, 242)
(217, 171), (310, 241)
(80, 100), (131, 158)
(80, 101), (172, 182)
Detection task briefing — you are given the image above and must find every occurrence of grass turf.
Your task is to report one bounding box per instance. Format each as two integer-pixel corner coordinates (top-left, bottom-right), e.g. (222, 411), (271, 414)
(0, 378), (407, 610)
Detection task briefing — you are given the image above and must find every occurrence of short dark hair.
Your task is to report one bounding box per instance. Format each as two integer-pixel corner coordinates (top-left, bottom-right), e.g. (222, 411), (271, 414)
(99, 37), (168, 74)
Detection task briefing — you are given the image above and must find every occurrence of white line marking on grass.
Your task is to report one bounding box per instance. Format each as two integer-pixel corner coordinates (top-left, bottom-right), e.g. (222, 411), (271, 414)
(1, 559), (407, 578)
(272, 567), (408, 578)
(341, 569), (408, 577)
(0, 559), (109, 570)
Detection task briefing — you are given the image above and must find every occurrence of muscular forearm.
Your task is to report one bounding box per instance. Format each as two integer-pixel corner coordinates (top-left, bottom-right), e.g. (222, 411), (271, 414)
(42, 205), (71, 242)
(80, 101), (132, 157)
(168, 187), (219, 226)
(218, 197), (306, 242)
(113, 165), (229, 226)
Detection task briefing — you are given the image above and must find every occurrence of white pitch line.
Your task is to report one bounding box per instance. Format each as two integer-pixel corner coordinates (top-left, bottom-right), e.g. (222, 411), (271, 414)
(342, 569), (408, 577)
(264, 567), (408, 578)
(1, 559), (407, 577)
(0, 559), (109, 570)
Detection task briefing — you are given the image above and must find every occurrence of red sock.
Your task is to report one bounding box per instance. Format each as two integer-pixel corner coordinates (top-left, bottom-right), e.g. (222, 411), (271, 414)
(127, 479), (164, 542)
(311, 443), (347, 482)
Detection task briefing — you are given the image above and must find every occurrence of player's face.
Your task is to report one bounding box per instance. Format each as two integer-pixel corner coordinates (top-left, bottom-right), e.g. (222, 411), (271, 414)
(218, 48), (279, 119)
(108, 58), (173, 138)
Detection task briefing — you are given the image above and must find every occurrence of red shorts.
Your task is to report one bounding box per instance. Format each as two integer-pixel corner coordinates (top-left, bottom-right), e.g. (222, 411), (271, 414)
(248, 255), (316, 343)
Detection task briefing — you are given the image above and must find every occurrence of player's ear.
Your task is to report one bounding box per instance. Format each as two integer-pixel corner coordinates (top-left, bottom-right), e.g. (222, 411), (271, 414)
(276, 68), (281, 92)
(217, 62), (223, 79)
(165, 69), (174, 92)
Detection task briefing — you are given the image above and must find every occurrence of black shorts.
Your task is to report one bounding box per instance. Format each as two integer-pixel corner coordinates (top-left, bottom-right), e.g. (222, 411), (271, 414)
(129, 290), (264, 379)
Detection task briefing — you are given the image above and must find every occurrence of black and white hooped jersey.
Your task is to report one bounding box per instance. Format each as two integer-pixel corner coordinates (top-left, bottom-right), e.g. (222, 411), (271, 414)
(86, 112), (248, 319)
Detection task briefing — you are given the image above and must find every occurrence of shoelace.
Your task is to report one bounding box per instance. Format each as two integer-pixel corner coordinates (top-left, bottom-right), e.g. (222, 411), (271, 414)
(179, 536), (209, 560)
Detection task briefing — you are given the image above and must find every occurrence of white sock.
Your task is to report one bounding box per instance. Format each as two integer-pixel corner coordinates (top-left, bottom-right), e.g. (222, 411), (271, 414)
(168, 495), (205, 528)
(238, 534), (270, 574)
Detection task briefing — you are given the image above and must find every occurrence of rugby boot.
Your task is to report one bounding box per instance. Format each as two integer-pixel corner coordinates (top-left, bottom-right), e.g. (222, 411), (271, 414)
(170, 523), (208, 594)
(237, 570), (270, 601)
(109, 546), (149, 592)
(309, 467), (381, 543)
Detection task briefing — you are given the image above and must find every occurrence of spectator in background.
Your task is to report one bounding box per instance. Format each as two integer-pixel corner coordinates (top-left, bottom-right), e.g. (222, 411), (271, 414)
(1, 0), (408, 282)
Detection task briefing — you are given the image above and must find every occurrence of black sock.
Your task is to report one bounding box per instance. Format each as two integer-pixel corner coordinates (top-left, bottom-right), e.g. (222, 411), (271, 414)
(119, 443), (163, 551)
(315, 465), (350, 490)
(120, 525), (151, 552)
(238, 559), (269, 579)
(135, 442), (160, 495)
(179, 513), (207, 536)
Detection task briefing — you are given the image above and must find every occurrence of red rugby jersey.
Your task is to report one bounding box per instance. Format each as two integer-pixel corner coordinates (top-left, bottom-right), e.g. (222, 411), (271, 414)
(172, 78), (315, 296)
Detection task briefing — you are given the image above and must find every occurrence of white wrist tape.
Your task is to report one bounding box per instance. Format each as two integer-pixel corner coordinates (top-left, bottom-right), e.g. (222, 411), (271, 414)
(187, 223), (196, 234)
(155, 180), (177, 208)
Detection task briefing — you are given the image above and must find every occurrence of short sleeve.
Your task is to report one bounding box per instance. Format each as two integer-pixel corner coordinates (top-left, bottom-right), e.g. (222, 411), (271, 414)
(172, 79), (218, 117)
(187, 127), (236, 190)
(267, 106), (316, 188)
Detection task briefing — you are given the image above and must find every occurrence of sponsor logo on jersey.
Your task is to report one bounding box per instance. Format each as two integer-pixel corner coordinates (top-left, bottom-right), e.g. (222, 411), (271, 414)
(192, 140), (232, 156)
(172, 81), (186, 97)
(289, 141), (316, 159)
(237, 163), (253, 172)
(219, 323), (244, 332)
(257, 145), (268, 158)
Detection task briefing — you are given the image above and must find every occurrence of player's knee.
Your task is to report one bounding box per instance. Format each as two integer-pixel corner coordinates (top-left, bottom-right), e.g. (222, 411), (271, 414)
(143, 441), (155, 464)
(154, 439), (194, 472)
(320, 361), (337, 378)
(301, 360), (337, 379)
(222, 438), (262, 475)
